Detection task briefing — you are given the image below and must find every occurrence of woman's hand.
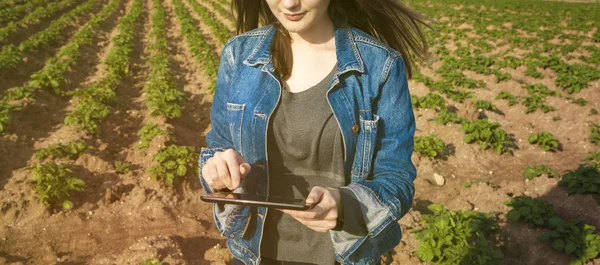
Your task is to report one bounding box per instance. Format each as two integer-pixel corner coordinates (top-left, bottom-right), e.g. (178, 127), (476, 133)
(282, 186), (343, 233)
(201, 149), (251, 191)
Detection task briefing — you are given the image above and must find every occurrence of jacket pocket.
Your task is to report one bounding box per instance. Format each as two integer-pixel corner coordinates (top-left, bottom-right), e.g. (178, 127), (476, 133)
(351, 114), (379, 181)
(226, 102), (245, 153)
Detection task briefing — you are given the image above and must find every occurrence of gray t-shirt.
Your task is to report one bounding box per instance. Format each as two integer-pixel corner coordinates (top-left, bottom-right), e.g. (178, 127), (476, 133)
(261, 67), (344, 264)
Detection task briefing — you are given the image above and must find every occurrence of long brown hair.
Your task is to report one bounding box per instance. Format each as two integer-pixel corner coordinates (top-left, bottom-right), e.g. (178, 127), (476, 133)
(231, 0), (429, 80)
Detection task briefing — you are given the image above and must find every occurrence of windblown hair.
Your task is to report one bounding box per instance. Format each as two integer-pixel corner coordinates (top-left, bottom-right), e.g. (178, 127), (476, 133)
(231, 0), (429, 81)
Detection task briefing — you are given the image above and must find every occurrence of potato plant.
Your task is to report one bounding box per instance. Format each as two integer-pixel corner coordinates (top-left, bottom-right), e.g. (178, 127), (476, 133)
(538, 217), (600, 265)
(528, 131), (560, 151)
(462, 119), (513, 154)
(35, 140), (93, 160)
(522, 164), (560, 180)
(30, 163), (85, 210)
(414, 135), (448, 158)
(504, 196), (557, 227)
(412, 204), (503, 264)
(147, 145), (198, 186)
(559, 164), (600, 205)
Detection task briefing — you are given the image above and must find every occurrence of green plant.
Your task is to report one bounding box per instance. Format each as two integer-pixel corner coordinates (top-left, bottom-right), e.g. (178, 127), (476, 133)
(35, 140), (93, 159)
(30, 163), (85, 210)
(528, 131), (560, 151)
(589, 122), (600, 145)
(433, 108), (465, 125)
(567, 97), (588, 106)
(473, 100), (498, 112)
(583, 151), (600, 167)
(559, 164), (600, 204)
(553, 116), (561, 121)
(522, 164), (560, 180)
(414, 135), (448, 158)
(591, 109), (598, 115)
(504, 196), (557, 227)
(137, 123), (170, 151)
(496, 91), (518, 106)
(522, 94), (556, 114)
(140, 259), (164, 265)
(462, 119), (514, 154)
(147, 145), (198, 186)
(538, 217), (600, 265)
(412, 204), (503, 264)
(114, 161), (131, 174)
(412, 93), (447, 111)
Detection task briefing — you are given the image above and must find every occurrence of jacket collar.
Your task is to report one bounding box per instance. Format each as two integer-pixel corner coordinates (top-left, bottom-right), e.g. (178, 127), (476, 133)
(243, 24), (365, 74)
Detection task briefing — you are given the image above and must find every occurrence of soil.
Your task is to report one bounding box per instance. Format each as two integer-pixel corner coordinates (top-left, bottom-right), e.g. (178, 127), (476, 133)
(0, 0), (599, 264)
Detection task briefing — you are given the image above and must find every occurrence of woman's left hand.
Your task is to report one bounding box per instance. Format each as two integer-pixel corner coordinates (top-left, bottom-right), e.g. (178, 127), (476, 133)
(281, 186), (343, 233)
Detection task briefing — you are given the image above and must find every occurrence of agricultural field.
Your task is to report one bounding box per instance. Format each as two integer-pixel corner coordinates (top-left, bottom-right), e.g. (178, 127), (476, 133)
(0, 0), (598, 264)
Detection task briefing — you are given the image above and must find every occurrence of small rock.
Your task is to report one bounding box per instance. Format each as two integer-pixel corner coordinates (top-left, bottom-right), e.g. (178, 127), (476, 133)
(433, 173), (446, 186)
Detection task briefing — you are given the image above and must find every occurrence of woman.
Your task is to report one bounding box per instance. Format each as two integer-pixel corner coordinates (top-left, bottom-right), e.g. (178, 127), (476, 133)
(199, 0), (429, 264)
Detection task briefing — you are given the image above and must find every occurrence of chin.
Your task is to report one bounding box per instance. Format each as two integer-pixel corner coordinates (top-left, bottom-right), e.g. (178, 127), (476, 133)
(279, 21), (311, 34)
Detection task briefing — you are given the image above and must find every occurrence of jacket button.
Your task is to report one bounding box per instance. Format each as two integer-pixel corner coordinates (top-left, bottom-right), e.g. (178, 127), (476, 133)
(351, 125), (359, 133)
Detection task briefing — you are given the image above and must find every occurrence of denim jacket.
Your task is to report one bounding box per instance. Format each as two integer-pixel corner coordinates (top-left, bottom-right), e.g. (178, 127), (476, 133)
(198, 24), (417, 265)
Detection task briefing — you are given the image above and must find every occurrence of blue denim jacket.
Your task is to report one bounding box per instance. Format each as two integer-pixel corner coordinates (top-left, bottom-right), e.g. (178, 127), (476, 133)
(198, 24), (417, 265)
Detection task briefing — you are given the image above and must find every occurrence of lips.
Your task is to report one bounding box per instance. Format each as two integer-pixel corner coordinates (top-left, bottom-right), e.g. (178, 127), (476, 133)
(284, 12), (306, 21)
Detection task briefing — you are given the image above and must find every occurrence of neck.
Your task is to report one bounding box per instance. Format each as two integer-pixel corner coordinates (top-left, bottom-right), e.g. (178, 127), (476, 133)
(288, 17), (335, 48)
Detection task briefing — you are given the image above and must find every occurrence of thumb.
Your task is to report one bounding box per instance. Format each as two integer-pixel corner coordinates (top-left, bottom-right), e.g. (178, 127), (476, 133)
(239, 163), (251, 176)
(306, 187), (325, 204)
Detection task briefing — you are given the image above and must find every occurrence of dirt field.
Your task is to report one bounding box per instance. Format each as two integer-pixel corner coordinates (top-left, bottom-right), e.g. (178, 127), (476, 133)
(0, 0), (599, 264)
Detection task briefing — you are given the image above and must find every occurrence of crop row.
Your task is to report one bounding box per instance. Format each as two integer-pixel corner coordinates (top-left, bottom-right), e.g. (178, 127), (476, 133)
(144, 0), (183, 119)
(0, 0), (99, 71)
(0, 0), (121, 134)
(172, 0), (219, 92)
(186, 0), (232, 45)
(201, 0), (234, 23)
(0, 0), (49, 25)
(25, 0), (137, 210)
(0, 0), (75, 43)
(65, 0), (143, 135)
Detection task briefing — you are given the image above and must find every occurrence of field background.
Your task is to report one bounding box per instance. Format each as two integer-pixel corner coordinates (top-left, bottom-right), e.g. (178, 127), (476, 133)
(0, 0), (599, 264)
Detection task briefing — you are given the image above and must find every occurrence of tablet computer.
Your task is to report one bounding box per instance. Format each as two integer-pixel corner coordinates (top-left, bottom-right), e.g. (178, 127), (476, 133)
(200, 192), (313, 210)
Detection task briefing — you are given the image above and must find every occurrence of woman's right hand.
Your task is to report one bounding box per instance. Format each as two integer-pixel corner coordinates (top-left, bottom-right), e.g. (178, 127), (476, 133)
(201, 149), (251, 191)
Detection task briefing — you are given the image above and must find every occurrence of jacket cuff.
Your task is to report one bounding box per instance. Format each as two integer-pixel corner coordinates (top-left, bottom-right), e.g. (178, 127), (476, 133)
(338, 187), (368, 236)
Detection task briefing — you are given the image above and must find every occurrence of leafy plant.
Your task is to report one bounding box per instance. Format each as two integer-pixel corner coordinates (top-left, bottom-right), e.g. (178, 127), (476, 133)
(567, 97), (588, 106)
(140, 259), (164, 265)
(30, 163), (85, 210)
(522, 164), (560, 180)
(522, 94), (556, 114)
(559, 164), (600, 204)
(137, 123), (169, 151)
(433, 108), (465, 125)
(591, 109), (599, 115)
(412, 93), (447, 111)
(553, 116), (561, 121)
(496, 91), (518, 106)
(589, 122), (600, 145)
(412, 204), (503, 264)
(114, 161), (131, 174)
(414, 135), (448, 158)
(538, 217), (600, 265)
(147, 145), (198, 186)
(473, 100), (499, 112)
(35, 140), (93, 160)
(462, 119), (514, 154)
(583, 151), (600, 167)
(528, 131), (560, 151)
(504, 196), (557, 227)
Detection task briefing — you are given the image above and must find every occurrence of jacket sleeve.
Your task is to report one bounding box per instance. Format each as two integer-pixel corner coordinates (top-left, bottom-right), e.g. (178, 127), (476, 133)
(331, 55), (417, 260)
(198, 41), (235, 195)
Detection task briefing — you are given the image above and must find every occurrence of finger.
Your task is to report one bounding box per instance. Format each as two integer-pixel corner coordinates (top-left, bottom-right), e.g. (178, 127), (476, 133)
(282, 204), (324, 220)
(215, 159), (233, 190)
(239, 162), (251, 177)
(306, 186), (326, 205)
(223, 152), (241, 189)
(206, 163), (226, 190)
